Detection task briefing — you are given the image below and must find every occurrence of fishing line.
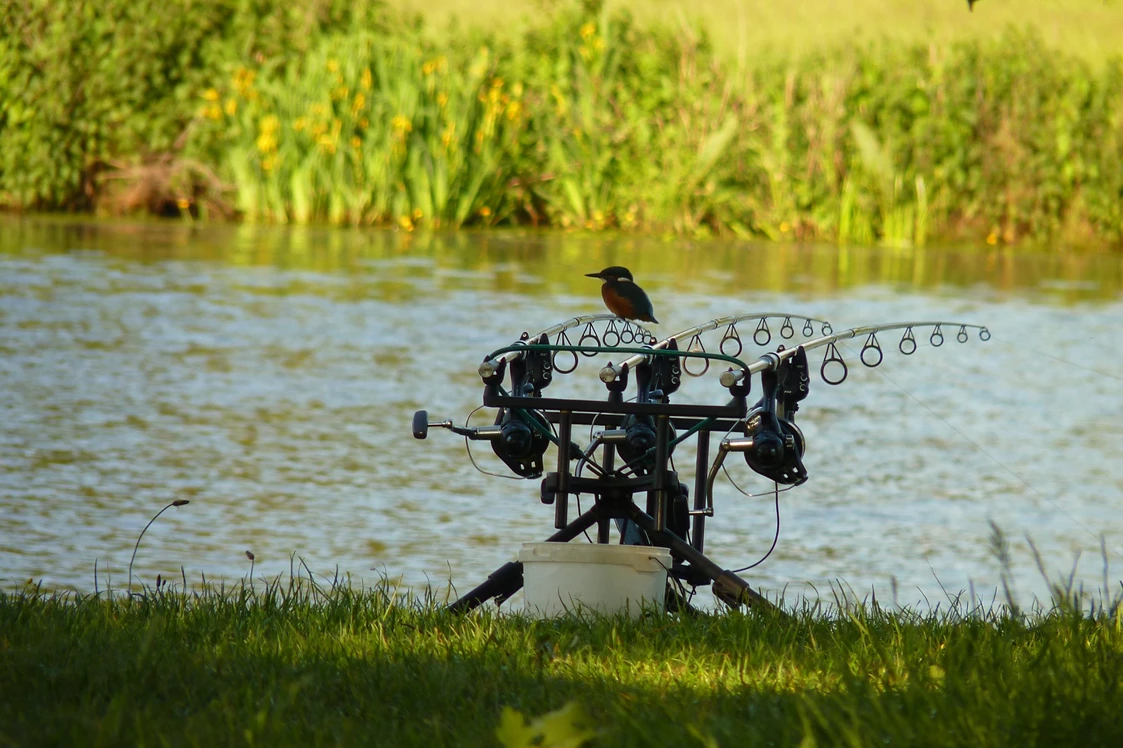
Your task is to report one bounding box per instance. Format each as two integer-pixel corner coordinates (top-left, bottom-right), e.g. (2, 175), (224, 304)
(721, 461), (797, 499)
(464, 405), (522, 481)
(838, 340), (1117, 554)
(574, 495), (594, 544)
(711, 413), (796, 499)
(731, 482), (782, 572)
(993, 339), (1123, 383)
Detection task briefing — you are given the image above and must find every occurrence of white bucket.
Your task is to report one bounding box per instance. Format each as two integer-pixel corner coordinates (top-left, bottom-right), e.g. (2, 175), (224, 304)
(519, 542), (671, 619)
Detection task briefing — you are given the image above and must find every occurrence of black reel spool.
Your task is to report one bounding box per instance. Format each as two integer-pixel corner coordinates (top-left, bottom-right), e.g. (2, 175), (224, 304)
(615, 414), (677, 473)
(491, 408), (551, 478)
(742, 411), (806, 485)
(743, 350), (808, 485)
(619, 344), (681, 472)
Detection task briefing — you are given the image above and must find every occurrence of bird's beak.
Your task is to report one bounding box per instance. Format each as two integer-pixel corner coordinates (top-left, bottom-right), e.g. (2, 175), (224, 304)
(584, 272), (602, 279)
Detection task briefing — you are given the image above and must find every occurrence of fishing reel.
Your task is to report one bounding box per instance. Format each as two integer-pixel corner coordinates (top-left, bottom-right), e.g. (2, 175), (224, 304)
(411, 407), (550, 478)
(740, 408), (807, 486)
(490, 408), (551, 478)
(709, 345), (810, 487)
(615, 414), (678, 472)
(744, 345), (809, 485)
(616, 338), (681, 471)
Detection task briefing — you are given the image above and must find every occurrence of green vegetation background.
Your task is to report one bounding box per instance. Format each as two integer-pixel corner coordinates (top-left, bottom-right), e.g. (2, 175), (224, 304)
(2, 0), (1122, 247)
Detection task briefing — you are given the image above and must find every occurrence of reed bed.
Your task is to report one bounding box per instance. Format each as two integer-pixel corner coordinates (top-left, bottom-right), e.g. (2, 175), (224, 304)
(2, 0), (1122, 247)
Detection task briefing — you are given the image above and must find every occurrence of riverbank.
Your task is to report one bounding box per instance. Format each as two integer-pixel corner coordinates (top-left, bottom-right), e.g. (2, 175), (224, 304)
(2, 576), (1121, 746)
(2, 0), (1121, 248)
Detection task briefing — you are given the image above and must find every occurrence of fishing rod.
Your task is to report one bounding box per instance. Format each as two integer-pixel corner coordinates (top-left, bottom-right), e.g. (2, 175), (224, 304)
(413, 311), (990, 616)
(598, 312), (834, 380)
(479, 313), (656, 380)
(713, 321), (991, 388)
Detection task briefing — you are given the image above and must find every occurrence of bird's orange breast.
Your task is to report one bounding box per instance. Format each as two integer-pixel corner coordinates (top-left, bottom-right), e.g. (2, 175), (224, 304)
(601, 285), (640, 319)
(601, 284), (658, 323)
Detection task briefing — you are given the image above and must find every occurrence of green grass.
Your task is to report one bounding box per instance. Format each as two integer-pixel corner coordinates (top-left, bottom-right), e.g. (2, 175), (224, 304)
(3, 572), (1123, 746)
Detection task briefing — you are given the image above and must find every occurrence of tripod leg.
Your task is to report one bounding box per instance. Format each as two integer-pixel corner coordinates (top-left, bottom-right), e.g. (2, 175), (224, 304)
(448, 503), (603, 613)
(448, 561), (524, 613)
(626, 504), (778, 613)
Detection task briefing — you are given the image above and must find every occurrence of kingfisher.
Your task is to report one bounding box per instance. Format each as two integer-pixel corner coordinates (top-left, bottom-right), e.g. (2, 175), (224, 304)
(585, 266), (658, 323)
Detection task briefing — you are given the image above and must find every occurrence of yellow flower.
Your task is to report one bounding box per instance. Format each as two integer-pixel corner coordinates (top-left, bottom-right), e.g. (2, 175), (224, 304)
(506, 101), (521, 121)
(398, 215), (414, 231)
(202, 88), (220, 102)
(436, 92), (448, 108)
(580, 22), (596, 39)
(352, 93), (366, 115)
(294, 117), (308, 133)
(327, 58), (339, 73)
(441, 122), (456, 148)
(361, 69), (372, 90)
(986, 232), (999, 245)
(412, 208), (423, 220)
(256, 116), (280, 152)
(233, 68), (256, 98)
(176, 197), (191, 210)
(391, 114), (412, 135)
(316, 134), (337, 154)
(256, 131), (277, 154)
(780, 221), (790, 233)
(358, 117), (369, 129)
(261, 154), (279, 171)
(479, 206), (491, 217)
(202, 104), (222, 121)
(422, 60), (437, 76)
(350, 136), (362, 149)
(224, 98), (237, 116)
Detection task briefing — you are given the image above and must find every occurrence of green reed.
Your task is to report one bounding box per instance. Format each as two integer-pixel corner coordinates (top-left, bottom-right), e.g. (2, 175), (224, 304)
(3, 0), (1123, 247)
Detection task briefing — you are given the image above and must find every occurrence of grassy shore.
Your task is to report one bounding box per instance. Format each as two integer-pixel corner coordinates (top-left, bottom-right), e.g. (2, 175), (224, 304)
(2, 574), (1122, 746)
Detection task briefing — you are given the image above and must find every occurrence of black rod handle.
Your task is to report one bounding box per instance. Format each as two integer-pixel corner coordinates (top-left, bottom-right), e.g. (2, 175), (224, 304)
(554, 411), (572, 529)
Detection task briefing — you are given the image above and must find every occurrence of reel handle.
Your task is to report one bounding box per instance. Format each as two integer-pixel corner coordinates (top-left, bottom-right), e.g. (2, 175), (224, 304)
(413, 410), (501, 440)
(413, 410), (433, 439)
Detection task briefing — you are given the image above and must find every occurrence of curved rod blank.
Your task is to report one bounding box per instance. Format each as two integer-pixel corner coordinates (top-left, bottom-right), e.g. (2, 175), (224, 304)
(478, 314), (655, 380)
(481, 343), (751, 382)
(718, 320), (991, 387)
(599, 312), (832, 383)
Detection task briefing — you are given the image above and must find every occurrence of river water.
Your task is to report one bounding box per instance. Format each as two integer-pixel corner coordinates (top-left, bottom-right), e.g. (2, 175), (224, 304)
(2, 216), (1121, 612)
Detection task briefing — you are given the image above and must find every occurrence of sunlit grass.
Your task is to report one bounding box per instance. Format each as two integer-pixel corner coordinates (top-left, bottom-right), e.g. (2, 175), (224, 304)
(2, 564), (1123, 746)
(396, 0), (1123, 65)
